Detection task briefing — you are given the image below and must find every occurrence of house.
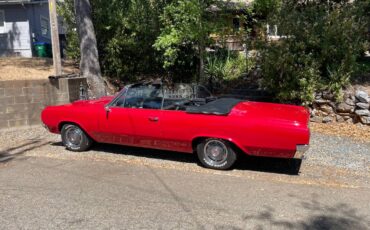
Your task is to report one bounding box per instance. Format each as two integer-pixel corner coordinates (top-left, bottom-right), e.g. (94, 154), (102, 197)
(210, 0), (253, 51)
(0, 0), (64, 57)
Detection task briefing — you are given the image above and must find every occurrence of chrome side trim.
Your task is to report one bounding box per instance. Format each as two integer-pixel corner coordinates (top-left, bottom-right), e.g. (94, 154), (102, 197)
(294, 144), (309, 159)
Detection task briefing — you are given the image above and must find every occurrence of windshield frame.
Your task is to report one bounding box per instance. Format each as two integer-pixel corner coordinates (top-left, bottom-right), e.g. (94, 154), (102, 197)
(106, 85), (130, 108)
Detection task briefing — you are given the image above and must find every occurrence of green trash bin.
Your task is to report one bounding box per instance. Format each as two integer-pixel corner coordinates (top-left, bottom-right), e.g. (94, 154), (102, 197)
(33, 42), (52, 58)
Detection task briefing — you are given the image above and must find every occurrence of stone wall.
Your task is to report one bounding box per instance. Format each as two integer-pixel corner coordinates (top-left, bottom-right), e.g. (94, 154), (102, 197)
(310, 89), (370, 125)
(0, 77), (87, 129)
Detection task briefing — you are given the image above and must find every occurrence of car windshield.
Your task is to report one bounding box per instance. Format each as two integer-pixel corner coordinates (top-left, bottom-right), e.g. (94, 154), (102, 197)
(109, 82), (216, 111)
(111, 83), (162, 109)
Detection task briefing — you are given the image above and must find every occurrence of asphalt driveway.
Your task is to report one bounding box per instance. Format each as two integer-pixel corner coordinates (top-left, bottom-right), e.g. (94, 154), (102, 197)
(0, 126), (369, 229)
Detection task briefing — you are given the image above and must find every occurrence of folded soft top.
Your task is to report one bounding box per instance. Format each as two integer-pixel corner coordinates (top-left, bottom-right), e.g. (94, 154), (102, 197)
(186, 98), (243, 115)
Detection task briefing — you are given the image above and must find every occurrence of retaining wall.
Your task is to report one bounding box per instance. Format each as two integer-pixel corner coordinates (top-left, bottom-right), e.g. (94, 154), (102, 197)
(0, 77), (87, 129)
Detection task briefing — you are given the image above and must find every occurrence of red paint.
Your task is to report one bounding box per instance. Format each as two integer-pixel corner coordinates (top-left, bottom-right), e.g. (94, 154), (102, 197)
(41, 97), (310, 159)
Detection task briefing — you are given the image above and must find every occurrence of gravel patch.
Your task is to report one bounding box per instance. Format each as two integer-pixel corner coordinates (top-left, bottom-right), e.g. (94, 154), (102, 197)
(310, 122), (370, 143)
(305, 133), (370, 172)
(1, 126), (369, 174)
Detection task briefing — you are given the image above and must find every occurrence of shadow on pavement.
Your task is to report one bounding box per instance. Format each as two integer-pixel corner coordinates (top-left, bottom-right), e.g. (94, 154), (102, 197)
(77, 142), (296, 175)
(240, 195), (369, 230)
(235, 155), (294, 175)
(92, 143), (197, 164)
(0, 140), (50, 164)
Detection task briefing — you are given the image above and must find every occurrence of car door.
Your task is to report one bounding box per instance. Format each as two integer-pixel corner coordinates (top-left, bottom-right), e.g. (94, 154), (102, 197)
(98, 84), (164, 149)
(128, 107), (163, 148)
(97, 90), (134, 145)
(123, 83), (164, 149)
(159, 93), (201, 153)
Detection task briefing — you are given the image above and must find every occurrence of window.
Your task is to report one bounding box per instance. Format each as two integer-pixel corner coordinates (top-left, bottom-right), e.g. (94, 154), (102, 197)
(115, 84), (163, 109)
(266, 24), (278, 37)
(0, 10), (5, 34)
(266, 24), (286, 41)
(40, 16), (49, 37)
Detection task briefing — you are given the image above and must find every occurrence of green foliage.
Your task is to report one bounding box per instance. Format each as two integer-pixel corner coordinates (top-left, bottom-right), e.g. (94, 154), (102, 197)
(154, 0), (218, 71)
(59, 0), (217, 81)
(258, 0), (369, 104)
(59, 0), (171, 80)
(205, 51), (254, 82)
(91, 0), (168, 80)
(355, 58), (370, 75)
(253, 0), (282, 18)
(57, 0), (80, 60)
(59, 0), (253, 83)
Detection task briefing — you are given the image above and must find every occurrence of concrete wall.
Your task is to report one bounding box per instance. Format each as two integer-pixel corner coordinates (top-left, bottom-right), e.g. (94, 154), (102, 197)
(0, 77), (87, 129)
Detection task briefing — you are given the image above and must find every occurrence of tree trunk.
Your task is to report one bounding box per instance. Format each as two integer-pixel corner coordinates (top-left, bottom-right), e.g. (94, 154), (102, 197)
(198, 44), (205, 84)
(74, 0), (106, 98)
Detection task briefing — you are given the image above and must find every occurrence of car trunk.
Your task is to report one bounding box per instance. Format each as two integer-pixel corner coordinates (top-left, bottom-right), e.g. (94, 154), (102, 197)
(237, 101), (310, 126)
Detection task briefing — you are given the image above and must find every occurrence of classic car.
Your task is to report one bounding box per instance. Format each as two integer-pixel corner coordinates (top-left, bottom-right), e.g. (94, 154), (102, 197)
(41, 81), (310, 173)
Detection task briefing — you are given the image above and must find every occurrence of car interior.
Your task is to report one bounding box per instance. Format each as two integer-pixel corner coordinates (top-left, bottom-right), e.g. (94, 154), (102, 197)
(111, 82), (243, 115)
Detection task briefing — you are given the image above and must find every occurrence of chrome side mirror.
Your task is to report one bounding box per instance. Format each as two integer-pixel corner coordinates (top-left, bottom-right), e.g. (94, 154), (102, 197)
(104, 106), (111, 113)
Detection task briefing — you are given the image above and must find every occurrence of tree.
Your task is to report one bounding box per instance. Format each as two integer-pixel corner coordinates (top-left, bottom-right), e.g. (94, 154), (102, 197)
(154, 0), (220, 82)
(60, 0), (250, 84)
(58, 0), (80, 60)
(74, 0), (106, 98)
(257, 0), (369, 104)
(91, 0), (169, 81)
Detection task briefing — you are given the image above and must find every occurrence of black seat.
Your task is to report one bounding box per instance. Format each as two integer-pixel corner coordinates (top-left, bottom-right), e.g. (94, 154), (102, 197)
(186, 98), (243, 115)
(142, 97), (163, 109)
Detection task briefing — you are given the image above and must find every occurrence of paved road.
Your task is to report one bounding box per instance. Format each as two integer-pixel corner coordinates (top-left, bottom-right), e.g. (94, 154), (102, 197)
(0, 156), (369, 230)
(0, 127), (370, 229)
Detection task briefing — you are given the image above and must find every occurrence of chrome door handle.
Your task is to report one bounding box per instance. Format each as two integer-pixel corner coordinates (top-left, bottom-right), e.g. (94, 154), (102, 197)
(148, 117), (159, 122)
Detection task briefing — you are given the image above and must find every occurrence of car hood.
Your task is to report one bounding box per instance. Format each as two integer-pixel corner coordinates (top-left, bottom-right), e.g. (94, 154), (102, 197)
(71, 96), (115, 107)
(233, 101), (310, 126)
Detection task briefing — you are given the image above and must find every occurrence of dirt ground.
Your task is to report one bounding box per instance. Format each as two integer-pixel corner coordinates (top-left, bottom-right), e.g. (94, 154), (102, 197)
(0, 57), (79, 80)
(310, 122), (370, 143)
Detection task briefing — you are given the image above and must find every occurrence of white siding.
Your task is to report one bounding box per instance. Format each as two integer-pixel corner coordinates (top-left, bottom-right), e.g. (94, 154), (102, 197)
(0, 5), (32, 57)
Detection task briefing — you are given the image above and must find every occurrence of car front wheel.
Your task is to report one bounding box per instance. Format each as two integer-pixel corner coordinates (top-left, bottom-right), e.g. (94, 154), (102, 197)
(61, 124), (92, 152)
(197, 138), (237, 170)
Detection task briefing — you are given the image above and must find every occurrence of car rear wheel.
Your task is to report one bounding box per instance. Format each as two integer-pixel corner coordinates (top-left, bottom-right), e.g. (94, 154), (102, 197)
(61, 124), (92, 152)
(197, 138), (237, 170)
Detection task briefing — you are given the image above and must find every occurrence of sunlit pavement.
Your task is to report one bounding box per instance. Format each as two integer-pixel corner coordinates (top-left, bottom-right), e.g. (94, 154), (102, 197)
(0, 126), (369, 229)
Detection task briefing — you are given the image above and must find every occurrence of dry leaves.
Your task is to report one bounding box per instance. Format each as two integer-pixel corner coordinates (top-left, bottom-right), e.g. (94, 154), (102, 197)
(310, 122), (370, 143)
(0, 57), (79, 80)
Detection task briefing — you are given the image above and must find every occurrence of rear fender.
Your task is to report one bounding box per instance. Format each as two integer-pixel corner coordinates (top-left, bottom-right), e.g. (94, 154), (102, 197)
(191, 134), (251, 155)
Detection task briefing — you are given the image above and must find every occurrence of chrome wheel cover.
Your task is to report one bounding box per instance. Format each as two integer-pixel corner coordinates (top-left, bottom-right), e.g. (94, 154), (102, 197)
(203, 140), (228, 166)
(65, 126), (83, 149)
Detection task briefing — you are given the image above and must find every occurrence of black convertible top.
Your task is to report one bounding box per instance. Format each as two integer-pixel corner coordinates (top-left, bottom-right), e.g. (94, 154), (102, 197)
(186, 98), (243, 115)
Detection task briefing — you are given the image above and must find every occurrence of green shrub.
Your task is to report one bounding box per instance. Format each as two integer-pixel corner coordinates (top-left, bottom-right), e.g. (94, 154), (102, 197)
(205, 51), (255, 83)
(258, 0), (369, 104)
(58, 0), (80, 60)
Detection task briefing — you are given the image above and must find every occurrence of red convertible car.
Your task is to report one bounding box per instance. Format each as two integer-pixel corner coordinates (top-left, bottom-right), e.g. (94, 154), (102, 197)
(41, 82), (310, 172)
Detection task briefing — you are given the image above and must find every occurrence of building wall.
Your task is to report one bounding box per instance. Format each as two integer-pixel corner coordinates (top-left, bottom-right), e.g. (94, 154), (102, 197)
(27, 2), (51, 44)
(0, 5), (32, 57)
(0, 2), (50, 58)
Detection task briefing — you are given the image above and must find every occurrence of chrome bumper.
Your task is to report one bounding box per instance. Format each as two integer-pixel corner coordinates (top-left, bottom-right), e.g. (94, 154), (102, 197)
(293, 144), (309, 159)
